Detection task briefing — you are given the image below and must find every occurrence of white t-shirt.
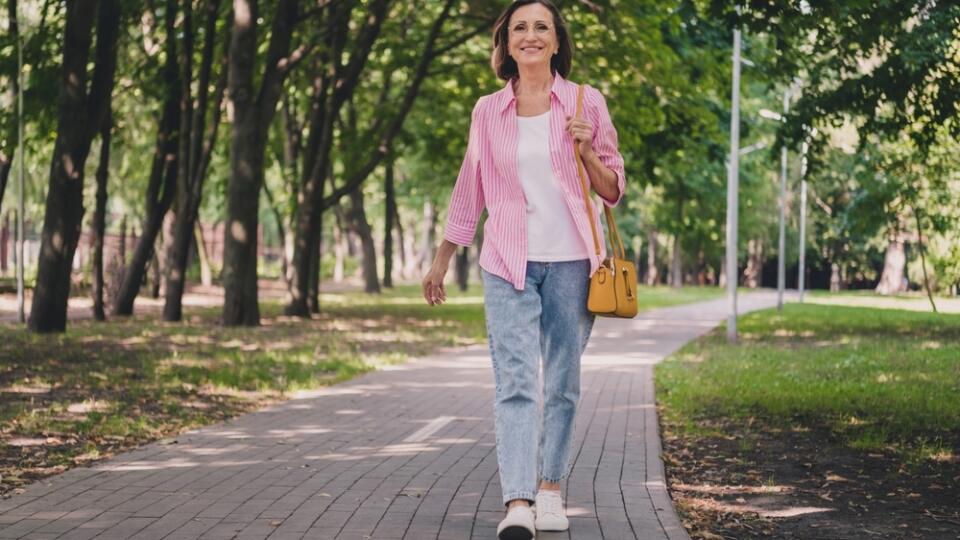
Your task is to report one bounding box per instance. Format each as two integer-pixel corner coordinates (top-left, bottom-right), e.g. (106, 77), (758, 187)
(516, 110), (590, 262)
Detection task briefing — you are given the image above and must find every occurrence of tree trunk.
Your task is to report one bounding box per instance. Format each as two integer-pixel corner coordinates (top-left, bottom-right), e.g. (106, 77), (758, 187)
(262, 179), (288, 287)
(474, 222), (484, 282)
(113, 0), (181, 316)
(195, 223), (212, 287)
(222, 0), (299, 326)
(348, 188), (380, 294)
(875, 232), (907, 295)
(455, 246), (469, 292)
(633, 235), (642, 283)
(307, 235), (320, 313)
(383, 157), (395, 288)
(92, 117), (112, 321)
(310, 160), (334, 313)
(29, 0), (121, 332)
(743, 238), (763, 289)
(150, 250), (162, 298)
(394, 205), (407, 280)
(646, 229), (659, 286)
(333, 209), (345, 283)
(403, 214), (417, 279)
(830, 262), (842, 292)
(913, 206), (938, 313)
(164, 0), (227, 322)
(418, 200), (437, 276)
(222, 3), (261, 326)
(670, 233), (682, 287)
(117, 214), (127, 265)
(1, 213), (9, 273)
(696, 249), (708, 286)
(0, 153), (10, 222)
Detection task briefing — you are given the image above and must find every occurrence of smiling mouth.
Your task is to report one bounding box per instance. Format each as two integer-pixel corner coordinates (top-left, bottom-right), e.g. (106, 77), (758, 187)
(520, 47), (543, 53)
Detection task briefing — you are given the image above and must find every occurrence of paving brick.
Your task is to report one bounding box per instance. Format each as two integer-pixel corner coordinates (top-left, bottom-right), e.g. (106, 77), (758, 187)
(1, 297), (784, 539)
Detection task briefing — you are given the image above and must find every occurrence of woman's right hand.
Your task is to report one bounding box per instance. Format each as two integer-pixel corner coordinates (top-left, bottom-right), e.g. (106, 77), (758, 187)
(421, 262), (448, 306)
(422, 240), (460, 306)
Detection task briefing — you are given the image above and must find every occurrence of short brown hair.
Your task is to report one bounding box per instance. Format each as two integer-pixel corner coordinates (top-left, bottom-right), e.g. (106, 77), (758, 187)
(490, 0), (573, 81)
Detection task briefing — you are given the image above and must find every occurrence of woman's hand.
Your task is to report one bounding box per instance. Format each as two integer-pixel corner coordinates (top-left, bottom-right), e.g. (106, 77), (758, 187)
(421, 262), (448, 306)
(421, 239), (459, 306)
(565, 115), (593, 157)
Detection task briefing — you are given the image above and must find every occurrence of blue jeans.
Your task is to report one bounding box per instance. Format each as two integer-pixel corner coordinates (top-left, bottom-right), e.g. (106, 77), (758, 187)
(482, 260), (595, 506)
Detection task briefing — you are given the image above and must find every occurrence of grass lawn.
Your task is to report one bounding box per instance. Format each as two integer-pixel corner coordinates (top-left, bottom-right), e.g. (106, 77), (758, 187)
(656, 304), (960, 539)
(0, 282), (718, 496)
(632, 284), (724, 310)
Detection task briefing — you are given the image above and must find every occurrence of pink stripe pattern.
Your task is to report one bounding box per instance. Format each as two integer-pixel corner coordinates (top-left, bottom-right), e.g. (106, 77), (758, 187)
(443, 74), (626, 290)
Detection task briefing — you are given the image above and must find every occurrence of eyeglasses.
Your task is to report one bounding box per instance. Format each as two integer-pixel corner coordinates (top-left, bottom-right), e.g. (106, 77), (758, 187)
(510, 22), (553, 36)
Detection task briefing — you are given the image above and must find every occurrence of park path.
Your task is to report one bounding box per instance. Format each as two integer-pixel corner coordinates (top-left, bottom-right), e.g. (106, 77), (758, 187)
(0, 292), (780, 540)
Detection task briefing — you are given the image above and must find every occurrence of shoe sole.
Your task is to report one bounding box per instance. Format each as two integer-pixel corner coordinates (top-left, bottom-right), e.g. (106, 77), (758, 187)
(498, 525), (534, 540)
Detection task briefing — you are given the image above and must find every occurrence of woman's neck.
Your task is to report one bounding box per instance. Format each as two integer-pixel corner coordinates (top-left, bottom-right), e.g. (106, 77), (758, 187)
(514, 65), (554, 96)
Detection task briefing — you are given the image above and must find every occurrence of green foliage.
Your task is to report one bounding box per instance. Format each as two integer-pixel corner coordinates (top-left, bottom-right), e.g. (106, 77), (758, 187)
(718, 1), (960, 152)
(4, 0), (959, 300)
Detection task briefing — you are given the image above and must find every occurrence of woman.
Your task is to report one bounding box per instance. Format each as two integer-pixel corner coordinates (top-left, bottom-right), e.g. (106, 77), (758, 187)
(421, 1), (625, 538)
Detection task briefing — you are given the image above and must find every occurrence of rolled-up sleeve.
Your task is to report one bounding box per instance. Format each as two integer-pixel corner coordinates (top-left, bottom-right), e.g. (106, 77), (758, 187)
(443, 98), (486, 246)
(587, 86), (626, 207)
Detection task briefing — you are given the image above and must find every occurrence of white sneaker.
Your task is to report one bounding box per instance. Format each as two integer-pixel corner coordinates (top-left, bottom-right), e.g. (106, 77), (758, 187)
(534, 490), (569, 531)
(497, 505), (536, 540)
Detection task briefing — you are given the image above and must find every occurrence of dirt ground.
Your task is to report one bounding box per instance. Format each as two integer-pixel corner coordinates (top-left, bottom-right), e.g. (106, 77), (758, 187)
(661, 416), (960, 540)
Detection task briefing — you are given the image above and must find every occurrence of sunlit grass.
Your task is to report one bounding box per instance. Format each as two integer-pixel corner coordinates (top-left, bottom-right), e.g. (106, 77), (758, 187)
(656, 304), (960, 459)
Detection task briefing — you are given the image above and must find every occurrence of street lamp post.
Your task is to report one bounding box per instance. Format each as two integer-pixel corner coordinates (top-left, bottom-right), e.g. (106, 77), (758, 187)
(725, 26), (742, 343)
(798, 139), (809, 304)
(777, 90), (789, 311)
(16, 5), (25, 324)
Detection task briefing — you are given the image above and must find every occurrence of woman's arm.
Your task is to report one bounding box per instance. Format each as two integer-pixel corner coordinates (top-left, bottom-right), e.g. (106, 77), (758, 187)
(444, 98), (487, 245)
(580, 147), (619, 203)
(566, 86), (626, 206)
(423, 98), (487, 306)
(421, 239), (459, 306)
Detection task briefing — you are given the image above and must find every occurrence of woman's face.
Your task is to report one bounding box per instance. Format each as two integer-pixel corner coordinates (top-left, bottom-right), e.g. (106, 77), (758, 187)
(507, 3), (559, 71)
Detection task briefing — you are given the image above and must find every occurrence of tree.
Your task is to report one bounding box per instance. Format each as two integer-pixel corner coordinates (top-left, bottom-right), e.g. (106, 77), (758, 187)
(222, 0), (301, 326)
(284, 0), (393, 316)
(29, 0), (122, 332)
(0, 0), (21, 217)
(283, 0), (491, 315)
(113, 0), (182, 316)
(716, 2), (960, 152)
(162, 0), (228, 322)
(382, 154), (396, 288)
(91, 116), (112, 321)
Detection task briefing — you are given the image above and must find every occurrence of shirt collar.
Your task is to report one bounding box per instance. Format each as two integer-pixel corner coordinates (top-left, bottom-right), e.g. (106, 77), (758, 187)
(495, 72), (573, 113)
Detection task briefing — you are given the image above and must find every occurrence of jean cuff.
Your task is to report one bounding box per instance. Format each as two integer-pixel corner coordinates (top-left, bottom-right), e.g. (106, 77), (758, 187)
(502, 491), (537, 507)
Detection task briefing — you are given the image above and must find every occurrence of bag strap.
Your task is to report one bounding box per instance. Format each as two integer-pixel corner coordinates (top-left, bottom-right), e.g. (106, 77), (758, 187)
(573, 85), (602, 258)
(574, 84), (626, 260)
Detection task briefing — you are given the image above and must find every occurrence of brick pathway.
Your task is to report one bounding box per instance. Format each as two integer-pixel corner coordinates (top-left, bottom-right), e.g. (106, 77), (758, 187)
(0, 292), (779, 539)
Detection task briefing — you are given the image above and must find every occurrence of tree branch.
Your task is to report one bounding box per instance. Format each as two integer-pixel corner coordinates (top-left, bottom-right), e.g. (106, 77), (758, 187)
(322, 0), (457, 209)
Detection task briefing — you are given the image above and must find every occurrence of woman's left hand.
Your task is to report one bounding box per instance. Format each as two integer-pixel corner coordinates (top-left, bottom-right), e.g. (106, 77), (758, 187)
(565, 115), (593, 156)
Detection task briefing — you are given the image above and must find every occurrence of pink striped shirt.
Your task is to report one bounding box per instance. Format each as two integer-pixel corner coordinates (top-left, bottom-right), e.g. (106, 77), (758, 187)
(443, 74), (626, 290)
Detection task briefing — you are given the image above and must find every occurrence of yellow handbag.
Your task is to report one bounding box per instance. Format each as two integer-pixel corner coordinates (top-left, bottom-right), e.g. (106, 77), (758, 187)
(573, 84), (639, 319)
